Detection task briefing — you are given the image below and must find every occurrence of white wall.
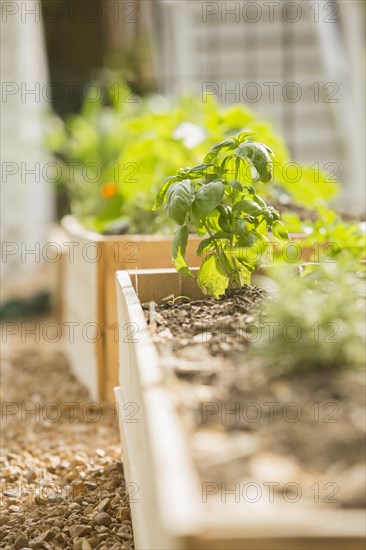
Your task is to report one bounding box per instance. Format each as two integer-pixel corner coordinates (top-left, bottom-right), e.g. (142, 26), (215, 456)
(1, 0), (54, 289)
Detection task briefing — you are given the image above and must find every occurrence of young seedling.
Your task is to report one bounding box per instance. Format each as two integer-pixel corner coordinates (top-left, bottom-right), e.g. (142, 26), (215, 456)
(154, 132), (289, 298)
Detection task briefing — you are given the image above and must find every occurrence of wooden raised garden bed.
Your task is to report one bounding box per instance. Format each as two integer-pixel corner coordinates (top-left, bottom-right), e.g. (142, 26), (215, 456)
(115, 268), (365, 550)
(58, 212), (329, 402)
(58, 216), (202, 401)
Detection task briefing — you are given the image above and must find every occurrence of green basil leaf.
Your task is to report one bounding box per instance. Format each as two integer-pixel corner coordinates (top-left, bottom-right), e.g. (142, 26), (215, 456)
(237, 131), (255, 143)
(233, 219), (247, 239)
(242, 186), (256, 195)
(203, 140), (236, 163)
(262, 210), (273, 225)
(229, 246), (260, 266)
(189, 209), (204, 230)
(235, 141), (273, 183)
(216, 204), (229, 217)
(237, 230), (257, 247)
(218, 214), (231, 233)
(196, 237), (213, 256)
(220, 154), (235, 175)
(171, 225), (192, 277)
(153, 176), (178, 210)
(232, 200), (263, 217)
(176, 168), (194, 179)
(230, 232), (270, 264)
(268, 206), (280, 221)
(229, 180), (243, 192)
(165, 179), (195, 225)
(197, 254), (229, 299)
(201, 209), (221, 232)
(186, 163), (220, 179)
(192, 180), (225, 217)
(272, 220), (290, 240)
(253, 194), (267, 209)
(237, 264), (252, 285)
(213, 230), (231, 240)
(262, 144), (274, 155)
(221, 249), (235, 276)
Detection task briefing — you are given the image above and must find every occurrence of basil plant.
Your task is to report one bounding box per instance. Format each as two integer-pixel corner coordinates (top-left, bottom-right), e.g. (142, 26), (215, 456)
(154, 133), (289, 298)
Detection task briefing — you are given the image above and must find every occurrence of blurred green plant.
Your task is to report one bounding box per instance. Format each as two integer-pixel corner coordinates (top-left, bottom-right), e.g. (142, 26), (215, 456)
(254, 262), (366, 372)
(46, 80), (340, 234)
(281, 201), (366, 262)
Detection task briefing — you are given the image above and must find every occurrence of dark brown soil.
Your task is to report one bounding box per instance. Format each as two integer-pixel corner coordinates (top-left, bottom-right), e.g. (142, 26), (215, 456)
(146, 287), (266, 360)
(145, 288), (365, 509)
(271, 200), (366, 223)
(271, 200), (317, 222)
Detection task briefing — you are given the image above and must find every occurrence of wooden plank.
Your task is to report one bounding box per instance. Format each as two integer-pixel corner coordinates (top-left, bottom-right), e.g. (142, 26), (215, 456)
(102, 236), (202, 401)
(116, 271), (203, 550)
(48, 224), (69, 323)
(96, 242), (106, 401)
(61, 227), (101, 400)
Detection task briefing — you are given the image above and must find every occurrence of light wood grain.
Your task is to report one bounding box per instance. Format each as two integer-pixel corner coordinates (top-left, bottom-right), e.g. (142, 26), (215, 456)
(59, 216), (202, 401)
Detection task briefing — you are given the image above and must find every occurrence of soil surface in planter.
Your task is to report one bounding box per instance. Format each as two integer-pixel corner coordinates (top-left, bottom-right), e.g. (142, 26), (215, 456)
(144, 288), (365, 510)
(1, 318), (134, 549)
(271, 200), (366, 223)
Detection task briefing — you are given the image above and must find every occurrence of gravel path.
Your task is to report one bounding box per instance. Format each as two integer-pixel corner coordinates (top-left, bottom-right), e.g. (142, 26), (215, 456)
(1, 319), (134, 549)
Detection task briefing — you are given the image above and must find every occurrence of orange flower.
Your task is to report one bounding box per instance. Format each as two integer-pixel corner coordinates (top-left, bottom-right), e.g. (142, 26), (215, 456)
(101, 182), (118, 199)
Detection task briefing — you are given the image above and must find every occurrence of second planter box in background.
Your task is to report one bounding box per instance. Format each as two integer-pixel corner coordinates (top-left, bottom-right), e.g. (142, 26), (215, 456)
(58, 215), (202, 402)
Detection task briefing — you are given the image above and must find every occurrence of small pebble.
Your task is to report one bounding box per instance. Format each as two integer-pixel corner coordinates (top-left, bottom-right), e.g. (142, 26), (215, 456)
(14, 534), (28, 549)
(9, 505), (20, 512)
(43, 529), (56, 540)
(69, 524), (91, 538)
(0, 515), (9, 526)
(53, 519), (63, 529)
(93, 512), (112, 527)
(97, 497), (110, 511)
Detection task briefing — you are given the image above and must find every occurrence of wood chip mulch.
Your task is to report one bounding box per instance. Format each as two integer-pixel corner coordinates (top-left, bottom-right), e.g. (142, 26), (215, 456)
(0, 320), (134, 550)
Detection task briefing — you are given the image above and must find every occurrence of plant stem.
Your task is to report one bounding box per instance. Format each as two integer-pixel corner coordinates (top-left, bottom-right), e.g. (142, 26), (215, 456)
(229, 158), (241, 285)
(203, 222), (234, 286)
(235, 157), (240, 182)
(230, 244), (240, 286)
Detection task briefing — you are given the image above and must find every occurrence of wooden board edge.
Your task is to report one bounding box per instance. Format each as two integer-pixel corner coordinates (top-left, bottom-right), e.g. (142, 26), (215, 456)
(116, 270), (205, 544)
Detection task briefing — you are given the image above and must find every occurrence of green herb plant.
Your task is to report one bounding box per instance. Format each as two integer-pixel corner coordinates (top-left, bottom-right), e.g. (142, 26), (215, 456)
(154, 133), (289, 298)
(254, 261), (366, 372)
(281, 200), (366, 263)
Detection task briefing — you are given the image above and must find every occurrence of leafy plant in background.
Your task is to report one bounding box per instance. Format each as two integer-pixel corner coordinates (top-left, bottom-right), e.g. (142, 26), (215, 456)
(46, 81), (142, 229)
(254, 262), (366, 372)
(280, 201), (366, 262)
(154, 132), (289, 298)
(47, 78), (339, 235)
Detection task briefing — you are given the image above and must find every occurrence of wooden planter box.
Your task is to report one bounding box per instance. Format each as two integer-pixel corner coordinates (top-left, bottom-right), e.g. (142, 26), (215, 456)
(58, 216), (202, 402)
(115, 268), (365, 550)
(58, 213), (320, 402)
